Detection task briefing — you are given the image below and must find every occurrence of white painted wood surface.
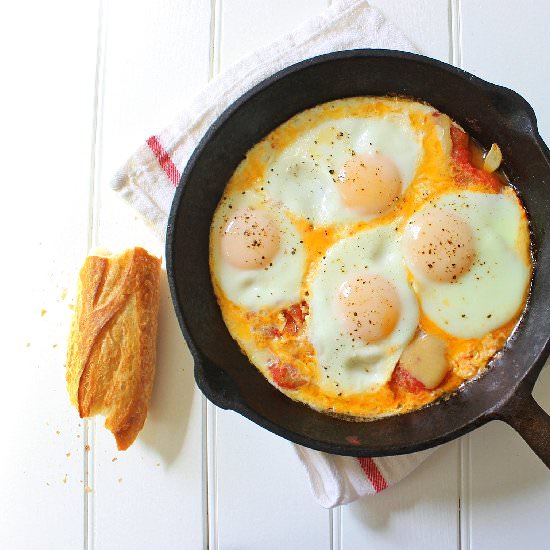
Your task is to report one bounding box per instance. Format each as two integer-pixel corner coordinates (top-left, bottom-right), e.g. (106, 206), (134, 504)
(1, 2), (100, 549)
(2, 1), (549, 549)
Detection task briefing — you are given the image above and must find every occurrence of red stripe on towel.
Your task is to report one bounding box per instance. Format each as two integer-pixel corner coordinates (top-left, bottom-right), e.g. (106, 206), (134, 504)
(146, 135), (180, 186)
(358, 457), (388, 493)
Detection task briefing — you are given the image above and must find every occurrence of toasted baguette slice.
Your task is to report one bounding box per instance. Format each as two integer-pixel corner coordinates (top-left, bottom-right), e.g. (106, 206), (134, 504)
(66, 247), (161, 450)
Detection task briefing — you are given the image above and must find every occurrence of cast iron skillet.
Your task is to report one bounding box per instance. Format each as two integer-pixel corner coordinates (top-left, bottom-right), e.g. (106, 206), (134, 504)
(166, 50), (550, 467)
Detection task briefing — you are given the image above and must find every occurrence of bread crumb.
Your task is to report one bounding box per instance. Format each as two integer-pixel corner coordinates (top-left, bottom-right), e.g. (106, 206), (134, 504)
(53, 344), (58, 349)
(66, 452), (71, 458)
(84, 485), (93, 493)
(40, 309), (47, 316)
(25, 342), (31, 348)
(112, 458), (117, 462)
(63, 474), (68, 484)
(84, 444), (91, 452)
(68, 304), (74, 311)
(60, 288), (67, 301)
(56, 430), (60, 435)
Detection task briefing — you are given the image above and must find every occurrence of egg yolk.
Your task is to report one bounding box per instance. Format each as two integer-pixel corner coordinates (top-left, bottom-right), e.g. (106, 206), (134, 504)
(404, 208), (475, 283)
(336, 152), (402, 215)
(337, 274), (401, 343)
(221, 208), (280, 269)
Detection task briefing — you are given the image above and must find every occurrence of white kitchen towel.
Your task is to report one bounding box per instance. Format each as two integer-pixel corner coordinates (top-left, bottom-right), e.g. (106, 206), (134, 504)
(295, 446), (436, 508)
(112, 0), (437, 507)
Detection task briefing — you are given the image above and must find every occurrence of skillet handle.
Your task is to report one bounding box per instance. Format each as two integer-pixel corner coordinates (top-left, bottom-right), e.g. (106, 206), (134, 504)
(497, 392), (550, 469)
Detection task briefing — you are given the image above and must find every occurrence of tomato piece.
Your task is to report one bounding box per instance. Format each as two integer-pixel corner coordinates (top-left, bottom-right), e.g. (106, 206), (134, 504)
(391, 365), (426, 394)
(268, 360), (307, 390)
(450, 126), (470, 164)
(282, 309), (300, 335)
(282, 302), (308, 335)
(259, 302), (308, 339)
(261, 326), (282, 338)
(450, 126), (502, 192)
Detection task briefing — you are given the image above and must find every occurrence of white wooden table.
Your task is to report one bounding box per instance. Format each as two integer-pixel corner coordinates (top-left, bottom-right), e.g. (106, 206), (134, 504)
(3, 1), (550, 548)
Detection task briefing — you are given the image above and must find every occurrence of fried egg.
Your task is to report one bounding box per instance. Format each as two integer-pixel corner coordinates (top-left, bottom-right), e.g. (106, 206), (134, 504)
(264, 111), (425, 225)
(209, 96), (532, 420)
(210, 191), (305, 309)
(307, 224), (419, 394)
(402, 190), (530, 338)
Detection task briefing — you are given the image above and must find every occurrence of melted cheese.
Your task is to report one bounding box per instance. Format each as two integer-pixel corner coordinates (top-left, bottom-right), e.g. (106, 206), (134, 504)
(210, 97), (532, 419)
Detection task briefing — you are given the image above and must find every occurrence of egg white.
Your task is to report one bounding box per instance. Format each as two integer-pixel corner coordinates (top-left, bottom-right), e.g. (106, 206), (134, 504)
(307, 224), (419, 395)
(264, 111), (426, 226)
(210, 191), (305, 310)
(403, 191), (530, 338)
